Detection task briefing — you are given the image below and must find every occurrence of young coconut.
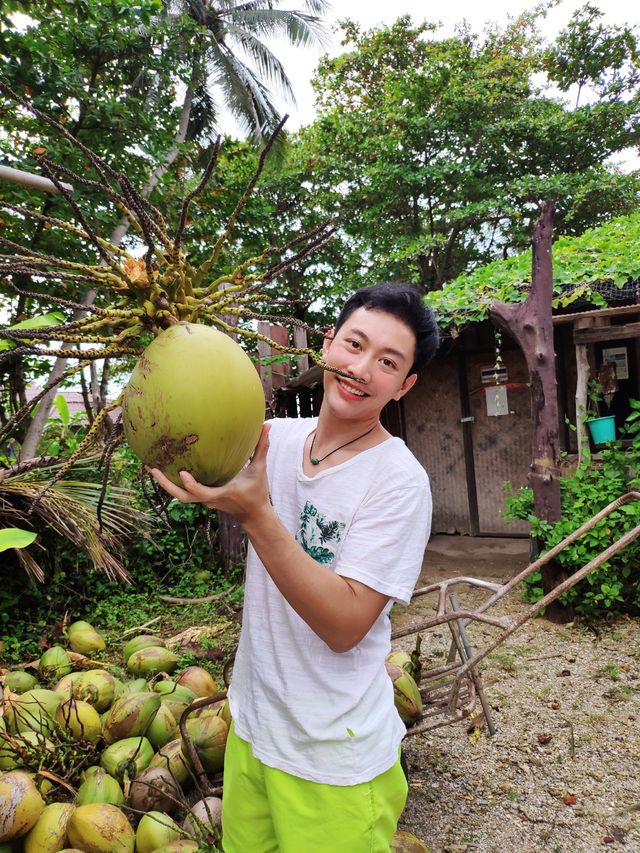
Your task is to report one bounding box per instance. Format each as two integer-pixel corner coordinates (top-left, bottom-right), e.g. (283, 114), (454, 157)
(126, 647), (180, 679)
(101, 692), (161, 744)
(100, 736), (154, 783)
(54, 671), (83, 699)
(23, 802), (75, 853)
(135, 811), (181, 853)
(127, 764), (182, 814)
(175, 666), (219, 698)
(3, 671), (38, 695)
(182, 715), (228, 774)
(122, 635), (165, 664)
(146, 701), (179, 749)
(67, 621), (106, 656)
(75, 767), (125, 807)
(385, 662), (424, 726)
(148, 738), (193, 788)
(153, 681), (197, 724)
(6, 689), (63, 736)
(66, 803), (135, 853)
(38, 647), (73, 683)
(182, 796), (222, 840)
(55, 699), (102, 744)
(0, 771), (46, 842)
(73, 670), (116, 713)
(0, 730), (56, 771)
(122, 323), (265, 488)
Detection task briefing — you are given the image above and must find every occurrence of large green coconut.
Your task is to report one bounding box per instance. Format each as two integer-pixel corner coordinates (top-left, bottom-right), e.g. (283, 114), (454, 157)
(23, 802), (75, 853)
(135, 811), (181, 853)
(3, 671), (38, 695)
(0, 771), (46, 842)
(66, 803), (135, 853)
(67, 621), (106, 656)
(122, 323), (265, 487)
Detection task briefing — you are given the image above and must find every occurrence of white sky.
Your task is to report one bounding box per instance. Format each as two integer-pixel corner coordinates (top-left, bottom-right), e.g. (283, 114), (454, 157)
(241, 0), (640, 133)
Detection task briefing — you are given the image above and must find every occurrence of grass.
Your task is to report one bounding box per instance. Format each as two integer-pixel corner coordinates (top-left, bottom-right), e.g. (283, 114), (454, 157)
(603, 684), (637, 702)
(0, 552), (244, 677)
(487, 651), (520, 674)
(593, 663), (626, 681)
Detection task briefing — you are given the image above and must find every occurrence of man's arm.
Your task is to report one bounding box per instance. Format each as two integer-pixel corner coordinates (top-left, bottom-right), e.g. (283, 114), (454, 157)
(149, 424), (389, 653)
(242, 502), (390, 653)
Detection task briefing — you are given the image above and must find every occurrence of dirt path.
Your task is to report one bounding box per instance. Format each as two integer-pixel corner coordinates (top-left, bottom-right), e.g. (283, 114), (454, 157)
(392, 541), (640, 853)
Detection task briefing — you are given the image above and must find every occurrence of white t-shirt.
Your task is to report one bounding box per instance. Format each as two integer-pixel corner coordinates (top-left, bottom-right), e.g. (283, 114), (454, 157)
(228, 417), (431, 785)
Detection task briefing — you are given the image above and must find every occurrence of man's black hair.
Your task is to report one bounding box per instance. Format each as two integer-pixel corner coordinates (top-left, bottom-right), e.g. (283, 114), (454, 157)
(334, 282), (440, 375)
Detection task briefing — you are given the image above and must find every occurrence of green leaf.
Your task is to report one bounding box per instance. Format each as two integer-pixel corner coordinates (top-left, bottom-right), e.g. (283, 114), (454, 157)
(0, 312), (66, 351)
(0, 528), (37, 553)
(53, 393), (71, 427)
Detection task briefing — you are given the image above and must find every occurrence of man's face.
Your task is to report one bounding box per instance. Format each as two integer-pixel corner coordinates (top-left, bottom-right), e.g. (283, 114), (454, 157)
(322, 307), (418, 420)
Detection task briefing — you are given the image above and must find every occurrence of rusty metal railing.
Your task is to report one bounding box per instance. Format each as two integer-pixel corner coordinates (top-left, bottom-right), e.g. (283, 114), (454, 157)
(392, 491), (640, 735)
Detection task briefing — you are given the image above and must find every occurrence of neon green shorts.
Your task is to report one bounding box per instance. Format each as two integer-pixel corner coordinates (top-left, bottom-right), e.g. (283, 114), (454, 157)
(221, 722), (408, 853)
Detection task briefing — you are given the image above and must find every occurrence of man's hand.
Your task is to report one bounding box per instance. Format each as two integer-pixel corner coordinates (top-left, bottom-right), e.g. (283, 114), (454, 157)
(148, 422), (272, 524)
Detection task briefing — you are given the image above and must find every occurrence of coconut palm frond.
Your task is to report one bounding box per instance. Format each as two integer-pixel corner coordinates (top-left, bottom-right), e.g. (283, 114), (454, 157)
(172, 0), (330, 145)
(209, 46), (284, 145)
(15, 546), (45, 584)
(232, 8), (332, 51)
(49, 481), (153, 539)
(187, 81), (220, 142)
(231, 0), (331, 20)
(221, 22), (297, 102)
(0, 458), (152, 583)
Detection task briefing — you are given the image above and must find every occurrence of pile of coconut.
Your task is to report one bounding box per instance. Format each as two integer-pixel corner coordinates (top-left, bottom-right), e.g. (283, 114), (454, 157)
(0, 622), (427, 852)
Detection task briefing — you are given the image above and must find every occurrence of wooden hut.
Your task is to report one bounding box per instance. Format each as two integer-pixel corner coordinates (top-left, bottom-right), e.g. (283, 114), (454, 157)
(275, 214), (640, 538)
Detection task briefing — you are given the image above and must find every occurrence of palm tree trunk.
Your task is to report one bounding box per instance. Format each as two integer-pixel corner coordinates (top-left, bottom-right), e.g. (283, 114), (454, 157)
(19, 84), (196, 460)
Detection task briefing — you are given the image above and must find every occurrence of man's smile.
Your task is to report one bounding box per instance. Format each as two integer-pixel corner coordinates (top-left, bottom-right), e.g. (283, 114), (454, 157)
(337, 377), (369, 397)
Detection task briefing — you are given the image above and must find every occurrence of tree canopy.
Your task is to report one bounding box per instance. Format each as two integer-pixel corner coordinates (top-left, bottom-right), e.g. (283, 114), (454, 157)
(425, 212), (640, 330)
(306, 9), (640, 293)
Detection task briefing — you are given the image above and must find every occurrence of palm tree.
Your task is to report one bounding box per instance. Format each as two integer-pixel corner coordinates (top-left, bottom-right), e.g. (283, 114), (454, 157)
(167, 0), (331, 144)
(19, 0), (331, 460)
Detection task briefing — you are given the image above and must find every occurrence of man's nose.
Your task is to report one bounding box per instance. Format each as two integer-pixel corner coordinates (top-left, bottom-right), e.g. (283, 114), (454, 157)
(347, 355), (371, 383)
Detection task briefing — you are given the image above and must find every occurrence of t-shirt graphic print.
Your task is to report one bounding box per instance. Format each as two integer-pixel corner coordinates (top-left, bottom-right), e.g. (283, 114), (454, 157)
(296, 500), (346, 565)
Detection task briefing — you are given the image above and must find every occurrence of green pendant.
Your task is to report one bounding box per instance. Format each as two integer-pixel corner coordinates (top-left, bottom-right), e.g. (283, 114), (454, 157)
(310, 457), (319, 465)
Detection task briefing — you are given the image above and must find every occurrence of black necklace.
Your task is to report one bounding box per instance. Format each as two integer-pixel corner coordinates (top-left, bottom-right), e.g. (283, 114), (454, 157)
(309, 424), (378, 466)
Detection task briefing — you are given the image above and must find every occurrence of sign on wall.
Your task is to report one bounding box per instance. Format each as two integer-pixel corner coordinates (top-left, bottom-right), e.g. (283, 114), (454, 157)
(486, 385), (509, 416)
(602, 346), (629, 380)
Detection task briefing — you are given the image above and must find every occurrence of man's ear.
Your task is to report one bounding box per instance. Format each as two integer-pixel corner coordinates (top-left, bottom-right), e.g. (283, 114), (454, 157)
(322, 329), (334, 355)
(394, 372), (418, 400)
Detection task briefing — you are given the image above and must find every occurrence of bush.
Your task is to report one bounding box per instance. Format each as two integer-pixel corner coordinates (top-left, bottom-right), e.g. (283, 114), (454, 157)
(0, 445), (244, 663)
(504, 401), (640, 616)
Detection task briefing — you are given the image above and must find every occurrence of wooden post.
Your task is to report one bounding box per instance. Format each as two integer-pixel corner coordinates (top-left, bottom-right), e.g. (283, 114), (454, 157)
(257, 321), (273, 402)
(293, 326), (309, 375)
(574, 318), (594, 464)
(490, 201), (568, 618)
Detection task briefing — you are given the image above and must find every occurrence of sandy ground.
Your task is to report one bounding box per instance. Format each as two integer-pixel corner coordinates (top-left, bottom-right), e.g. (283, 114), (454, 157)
(392, 536), (640, 853)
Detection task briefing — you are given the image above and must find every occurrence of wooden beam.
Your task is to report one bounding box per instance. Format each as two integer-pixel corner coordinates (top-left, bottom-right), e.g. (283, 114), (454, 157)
(553, 303), (640, 325)
(574, 322), (640, 344)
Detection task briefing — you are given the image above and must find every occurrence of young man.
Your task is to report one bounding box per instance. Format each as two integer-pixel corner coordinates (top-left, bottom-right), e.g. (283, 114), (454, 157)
(150, 282), (439, 852)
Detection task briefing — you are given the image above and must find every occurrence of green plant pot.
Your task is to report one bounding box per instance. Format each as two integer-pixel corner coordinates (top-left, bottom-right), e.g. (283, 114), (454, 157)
(587, 415), (616, 444)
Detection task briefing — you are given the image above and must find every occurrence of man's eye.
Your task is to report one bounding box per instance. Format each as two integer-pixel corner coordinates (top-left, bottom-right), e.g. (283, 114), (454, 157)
(382, 358), (396, 368)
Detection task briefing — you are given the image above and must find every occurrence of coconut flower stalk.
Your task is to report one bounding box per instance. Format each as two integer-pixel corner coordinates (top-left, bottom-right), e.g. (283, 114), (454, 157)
(0, 77), (338, 503)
